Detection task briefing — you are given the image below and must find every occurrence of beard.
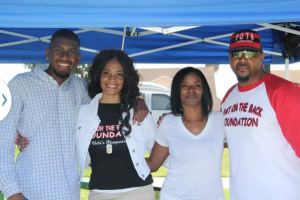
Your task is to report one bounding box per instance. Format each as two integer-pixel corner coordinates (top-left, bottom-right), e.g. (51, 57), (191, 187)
(236, 72), (251, 82)
(53, 68), (70, 79)
(235, 64), (251, 83)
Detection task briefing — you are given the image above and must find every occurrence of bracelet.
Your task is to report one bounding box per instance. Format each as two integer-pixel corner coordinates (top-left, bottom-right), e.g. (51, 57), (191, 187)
(136, 96), (145, 101)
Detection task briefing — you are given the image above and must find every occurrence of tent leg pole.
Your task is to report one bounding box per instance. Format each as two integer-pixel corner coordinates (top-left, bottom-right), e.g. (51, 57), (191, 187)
(285, 58), (289, 80)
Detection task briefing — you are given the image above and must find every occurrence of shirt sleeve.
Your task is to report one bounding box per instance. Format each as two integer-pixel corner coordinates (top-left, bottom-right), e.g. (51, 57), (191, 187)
(0, 77), (23, 198)
(266, 77), (300, 158)
(144, 113), (157, 154)
(81, 80), (91, 105)
(155, 115), (170, 147)
(220, 84), (237, 112)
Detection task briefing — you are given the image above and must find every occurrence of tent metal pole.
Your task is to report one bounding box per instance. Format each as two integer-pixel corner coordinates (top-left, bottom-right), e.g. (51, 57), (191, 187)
(130, 28), (136, 36)
(139, 26), (198, 34)
(290, 23), (300, 28)
(130, 26), (282, 57)
(0, 24), (288, 59)
(0, 38), (41, 47)
(172, 26), (271, 41)
(0, 29), (96, 53)
(285, 58), (289, 80)
(162, 26), (199, 34)
(284, 23), (290, 81)
(138, 30), (158, 36)
(122, 28), (126, 51)
(80, 47), (99, 53)
(82, 28), (125, 36)
(258, 23), (300, 36)
(130, 36), (282, 58)
(131, 26), (279, 57)
(130, 38), (203, 57)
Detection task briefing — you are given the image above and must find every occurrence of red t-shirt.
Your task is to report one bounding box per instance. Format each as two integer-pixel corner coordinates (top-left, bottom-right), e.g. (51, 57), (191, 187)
(221, 73), (300, 200)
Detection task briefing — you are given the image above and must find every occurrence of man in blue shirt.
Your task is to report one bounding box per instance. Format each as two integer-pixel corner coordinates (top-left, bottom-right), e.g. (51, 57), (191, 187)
(0, 29), (148, 200)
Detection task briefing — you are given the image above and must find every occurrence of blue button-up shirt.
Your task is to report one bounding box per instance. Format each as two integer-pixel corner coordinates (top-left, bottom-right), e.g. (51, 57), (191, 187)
(0, 65), (91, 200)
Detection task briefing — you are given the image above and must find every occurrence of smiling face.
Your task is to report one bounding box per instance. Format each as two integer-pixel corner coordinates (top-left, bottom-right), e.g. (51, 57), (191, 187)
(229, 51), (265, 84)
(45, 37), (81, 81)
(180, 72), (203, 107)
(100, 58), (124, 97)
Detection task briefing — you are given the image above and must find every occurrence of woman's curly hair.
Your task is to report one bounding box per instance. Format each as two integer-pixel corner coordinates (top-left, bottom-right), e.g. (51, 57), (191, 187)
(88, 49), (140, 136)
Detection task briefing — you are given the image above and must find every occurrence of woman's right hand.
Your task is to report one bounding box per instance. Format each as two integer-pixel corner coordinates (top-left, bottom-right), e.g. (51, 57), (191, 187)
(17, 133), (30, 152)
(156, 113), (170, 128)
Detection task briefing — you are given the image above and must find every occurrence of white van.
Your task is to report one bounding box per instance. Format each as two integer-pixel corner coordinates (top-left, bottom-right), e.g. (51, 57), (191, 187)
(139, 82), (171, 123)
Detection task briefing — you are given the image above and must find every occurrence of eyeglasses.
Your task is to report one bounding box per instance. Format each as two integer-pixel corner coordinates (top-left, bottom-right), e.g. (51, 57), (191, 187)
(230, 51), (258, 59)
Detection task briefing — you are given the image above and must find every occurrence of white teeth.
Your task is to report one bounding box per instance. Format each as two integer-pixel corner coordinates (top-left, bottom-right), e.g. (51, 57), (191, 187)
(58, 63), (69, 67)
(107, 84), (117, 88)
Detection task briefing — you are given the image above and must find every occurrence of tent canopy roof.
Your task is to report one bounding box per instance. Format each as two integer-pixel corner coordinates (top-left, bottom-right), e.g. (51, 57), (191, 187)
(1, 0), (300, 64)
(2, 0), (300, 28)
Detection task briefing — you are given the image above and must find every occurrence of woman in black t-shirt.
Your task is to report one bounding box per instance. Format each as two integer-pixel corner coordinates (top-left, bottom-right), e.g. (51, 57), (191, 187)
(76, 50), (157, 200)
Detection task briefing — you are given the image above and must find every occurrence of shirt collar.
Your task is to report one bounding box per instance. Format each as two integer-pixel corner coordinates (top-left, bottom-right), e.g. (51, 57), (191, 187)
(238, 73), (270, 92)
(34, 63), (72, 86)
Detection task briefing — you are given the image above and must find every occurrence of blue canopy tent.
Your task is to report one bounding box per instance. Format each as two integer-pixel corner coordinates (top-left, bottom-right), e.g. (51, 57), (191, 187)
(0, 0), (300, 78)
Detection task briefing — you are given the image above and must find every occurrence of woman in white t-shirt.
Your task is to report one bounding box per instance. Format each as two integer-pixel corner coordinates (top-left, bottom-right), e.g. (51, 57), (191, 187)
(147, 67), (226, 200)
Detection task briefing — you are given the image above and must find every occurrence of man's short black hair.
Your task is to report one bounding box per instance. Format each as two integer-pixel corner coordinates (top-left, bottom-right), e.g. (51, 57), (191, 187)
(50, 29), (80, 48)
(170, 67), (213, 117)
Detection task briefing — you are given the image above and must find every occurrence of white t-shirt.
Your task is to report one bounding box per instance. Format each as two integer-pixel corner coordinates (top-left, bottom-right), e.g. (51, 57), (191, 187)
(221, 74), (300, 200)
(156, 111), (226, 200)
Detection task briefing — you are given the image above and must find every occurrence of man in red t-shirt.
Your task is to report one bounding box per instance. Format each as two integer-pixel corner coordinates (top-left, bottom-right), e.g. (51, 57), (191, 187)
(221, 29), (300, 200)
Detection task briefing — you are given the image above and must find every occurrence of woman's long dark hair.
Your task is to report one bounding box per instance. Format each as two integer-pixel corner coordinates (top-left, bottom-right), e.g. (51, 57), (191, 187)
(88, 49), (140, 135)
(170, 67), (213, 117)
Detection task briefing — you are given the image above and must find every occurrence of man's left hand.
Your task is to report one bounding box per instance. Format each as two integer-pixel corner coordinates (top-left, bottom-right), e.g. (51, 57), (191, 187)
(133, 98), (149, 124)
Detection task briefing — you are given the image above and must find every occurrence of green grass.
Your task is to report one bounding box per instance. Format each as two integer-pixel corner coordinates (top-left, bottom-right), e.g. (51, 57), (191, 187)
(221, 148), (230, 177)
(224, 189), (230, 200)
(15, 147), (20, 160)
(80, 189), (89, 200)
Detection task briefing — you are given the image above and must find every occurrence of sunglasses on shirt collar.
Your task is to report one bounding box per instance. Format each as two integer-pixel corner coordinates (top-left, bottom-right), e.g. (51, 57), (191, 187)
(230, 51), (258, 59)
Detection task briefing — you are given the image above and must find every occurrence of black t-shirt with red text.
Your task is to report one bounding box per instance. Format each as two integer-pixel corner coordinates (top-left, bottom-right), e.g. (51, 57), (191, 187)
(88, 103), (152, 190)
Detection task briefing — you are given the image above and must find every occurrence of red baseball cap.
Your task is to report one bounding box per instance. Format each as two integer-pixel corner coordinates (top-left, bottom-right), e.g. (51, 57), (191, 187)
(228, 29), (263, 52)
